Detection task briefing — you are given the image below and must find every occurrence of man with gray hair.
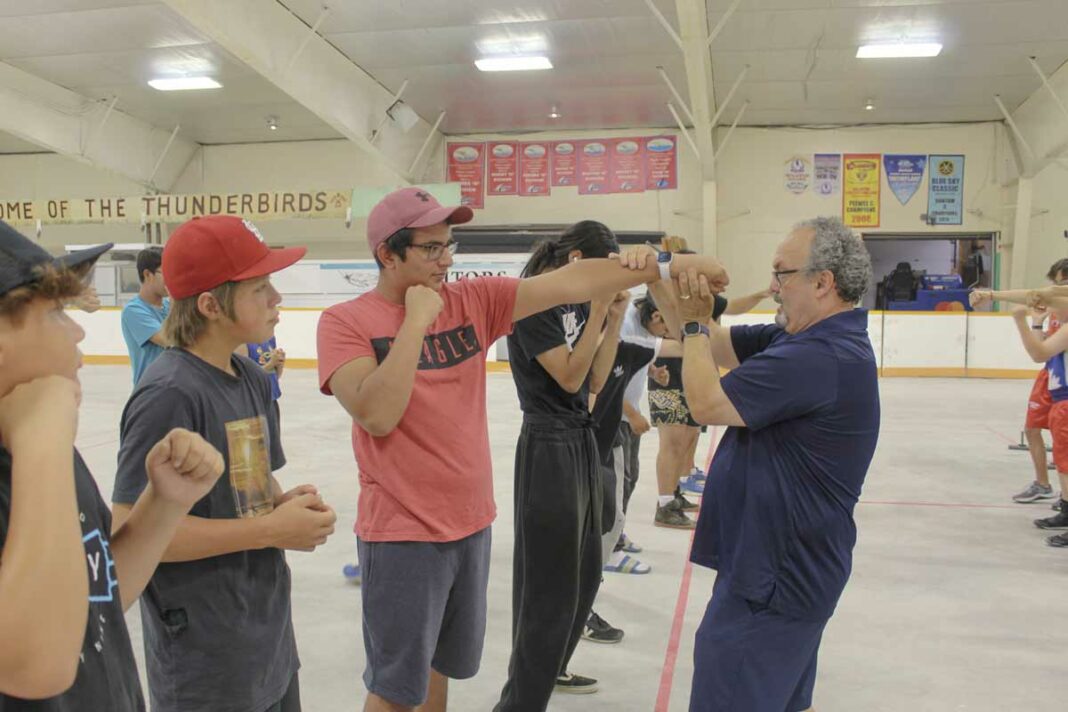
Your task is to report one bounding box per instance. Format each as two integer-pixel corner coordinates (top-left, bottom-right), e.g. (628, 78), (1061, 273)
(674, 216), (880, 711)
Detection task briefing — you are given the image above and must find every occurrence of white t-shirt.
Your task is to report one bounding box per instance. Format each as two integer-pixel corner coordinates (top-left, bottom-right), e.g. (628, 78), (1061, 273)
(620, 302), (661, 424)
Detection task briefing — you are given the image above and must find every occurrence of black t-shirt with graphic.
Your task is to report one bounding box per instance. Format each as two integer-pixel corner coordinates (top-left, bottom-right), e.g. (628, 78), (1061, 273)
(113, 349), (295, 712)
(0, 448), (144, 712)
(591, 341), (657, 459)
(508, 303), (592, 419)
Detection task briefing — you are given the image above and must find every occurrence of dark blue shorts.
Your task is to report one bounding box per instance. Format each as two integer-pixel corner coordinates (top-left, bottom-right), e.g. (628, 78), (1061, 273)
(690, 579), (827, 712)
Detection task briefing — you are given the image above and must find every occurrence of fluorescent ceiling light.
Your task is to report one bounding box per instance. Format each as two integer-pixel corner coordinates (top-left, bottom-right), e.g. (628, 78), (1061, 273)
(857, 43), (942, 59)
(475, 56), (552, 72)
(148, 76), (222, 91)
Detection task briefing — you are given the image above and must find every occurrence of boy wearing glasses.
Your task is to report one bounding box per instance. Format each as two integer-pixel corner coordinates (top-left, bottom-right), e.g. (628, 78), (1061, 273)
(316, 188), (732, 711)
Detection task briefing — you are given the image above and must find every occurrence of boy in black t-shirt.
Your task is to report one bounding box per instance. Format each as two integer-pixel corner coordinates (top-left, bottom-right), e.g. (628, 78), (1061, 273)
(112, 217), (337, 712)
(0, 220), (224, 711)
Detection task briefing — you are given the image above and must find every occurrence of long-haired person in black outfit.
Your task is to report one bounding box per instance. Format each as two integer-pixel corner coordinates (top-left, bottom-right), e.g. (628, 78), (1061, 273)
(495, 221), (629, 710)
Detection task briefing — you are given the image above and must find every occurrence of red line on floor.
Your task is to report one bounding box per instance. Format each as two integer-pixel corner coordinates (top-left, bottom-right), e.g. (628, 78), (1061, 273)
(860, 499), (1027, 511)
(653, 428), (720, 711)
(654, 531), (695, 712)
(983, 425), (1018, 446)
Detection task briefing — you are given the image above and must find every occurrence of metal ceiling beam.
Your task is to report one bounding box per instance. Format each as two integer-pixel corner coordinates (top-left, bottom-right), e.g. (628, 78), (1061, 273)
(1027, 57), (1068, 129)
(0, 62), (198, 191)
(706, 0), (744, 49)
(995, 94), (1037, 161)
(164, 0), (437, 183)
(1006, 58), (1068, 178)
(673, 0), (716, 178)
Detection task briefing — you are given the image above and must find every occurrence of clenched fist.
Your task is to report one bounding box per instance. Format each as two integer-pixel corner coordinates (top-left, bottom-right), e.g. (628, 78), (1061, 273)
(0, 375), (81, 449)
(405, 285), (445, 330)
(145, 429), (225, 510)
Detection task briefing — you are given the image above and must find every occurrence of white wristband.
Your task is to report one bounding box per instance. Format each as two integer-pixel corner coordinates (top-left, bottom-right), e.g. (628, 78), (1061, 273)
(658, 255), (672, 282)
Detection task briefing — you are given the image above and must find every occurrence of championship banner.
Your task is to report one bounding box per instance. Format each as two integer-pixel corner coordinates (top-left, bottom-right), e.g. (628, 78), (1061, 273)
(486, 142), (518, 195)
(577, 140), (610, 195)
(518, 142), (550, 196)
(814, 154), (841, 197)
(0, 190), (351, 227)
(551, 141), (578, 186)
(446, 142), (486, 209)
(784, 155), (811, 194)
(884, 155), (926, 205)
(927, 155), (965, 225)
(842, 154), (881, 228)
(609, 138), (645, 193)
(644, 136), (678, 190)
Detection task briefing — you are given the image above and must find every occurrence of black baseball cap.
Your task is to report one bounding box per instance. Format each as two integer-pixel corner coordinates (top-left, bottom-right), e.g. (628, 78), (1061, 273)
(0, 220), (112, 298)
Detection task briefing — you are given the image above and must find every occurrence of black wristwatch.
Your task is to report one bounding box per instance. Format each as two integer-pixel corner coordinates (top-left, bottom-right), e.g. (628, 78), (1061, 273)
(682, 321), (710, 339)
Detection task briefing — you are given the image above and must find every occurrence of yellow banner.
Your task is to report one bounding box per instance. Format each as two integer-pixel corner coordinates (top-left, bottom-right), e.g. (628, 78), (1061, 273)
(0, 190), (351, 226)
(842, 154), (881, 228)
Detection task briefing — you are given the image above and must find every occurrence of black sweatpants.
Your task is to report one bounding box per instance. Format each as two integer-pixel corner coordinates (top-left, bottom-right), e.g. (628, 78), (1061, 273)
(619, 421), (641, 515)
(495, 415), (603, 712)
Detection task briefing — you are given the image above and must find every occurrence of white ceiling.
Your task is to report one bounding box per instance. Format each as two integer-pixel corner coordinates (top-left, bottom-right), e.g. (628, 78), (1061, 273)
(1, 0), (1068, 152)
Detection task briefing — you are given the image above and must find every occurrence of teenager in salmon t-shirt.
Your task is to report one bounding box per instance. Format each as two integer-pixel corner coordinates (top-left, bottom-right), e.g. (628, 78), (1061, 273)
(316, 187), (730, 712)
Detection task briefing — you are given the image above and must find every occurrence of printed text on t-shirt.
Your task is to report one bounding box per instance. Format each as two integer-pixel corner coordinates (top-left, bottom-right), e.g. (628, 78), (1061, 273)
(371, 324), (482, 370)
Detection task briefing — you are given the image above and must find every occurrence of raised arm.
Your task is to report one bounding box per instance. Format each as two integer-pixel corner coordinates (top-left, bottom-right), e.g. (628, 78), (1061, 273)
(647, 279), (682, 338)
(588, 292), (628, 394)
(968, 287), (1068, 311)
(678, 272), (745, 427)
(534, 300), (610, 394)
(0, 377), (87, 699)
(326, 286), (442, 437)
(107, 429), (225, 609)
(513, 249), (727, 322)
(1011, 307), (1068, 363)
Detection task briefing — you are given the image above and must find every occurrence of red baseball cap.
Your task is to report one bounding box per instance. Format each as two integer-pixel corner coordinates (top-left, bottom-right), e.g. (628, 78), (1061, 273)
(367, 187), (473, 253)
(163, 216), (307, 299)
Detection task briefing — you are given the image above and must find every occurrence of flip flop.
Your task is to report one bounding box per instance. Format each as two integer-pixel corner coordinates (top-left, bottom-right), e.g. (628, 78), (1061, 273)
(603, 554), (652, 575)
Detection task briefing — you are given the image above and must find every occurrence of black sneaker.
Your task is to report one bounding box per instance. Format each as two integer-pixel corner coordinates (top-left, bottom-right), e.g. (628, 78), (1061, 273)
(1047, 532), (1068, 547)
(555, 672), (598, 695)
(1034, 510), (1068, 530)
(1054, 500), (1064, 512)
(582, 611), (624, 644)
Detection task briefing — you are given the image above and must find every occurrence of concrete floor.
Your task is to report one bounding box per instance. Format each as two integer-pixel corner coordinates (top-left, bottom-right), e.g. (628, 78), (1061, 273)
(74, 365), (1063, 712)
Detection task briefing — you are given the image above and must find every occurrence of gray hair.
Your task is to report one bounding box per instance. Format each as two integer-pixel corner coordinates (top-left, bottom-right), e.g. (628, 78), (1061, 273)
(796, 217), (872, 304)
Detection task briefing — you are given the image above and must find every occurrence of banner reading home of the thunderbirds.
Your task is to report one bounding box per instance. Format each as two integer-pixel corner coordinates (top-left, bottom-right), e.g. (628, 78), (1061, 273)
(0, 189), (352, 226)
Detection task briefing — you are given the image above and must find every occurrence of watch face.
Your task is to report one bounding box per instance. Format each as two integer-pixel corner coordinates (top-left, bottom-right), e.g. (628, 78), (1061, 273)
(684, 322), (702, 334)
(658, 251), (673, 263)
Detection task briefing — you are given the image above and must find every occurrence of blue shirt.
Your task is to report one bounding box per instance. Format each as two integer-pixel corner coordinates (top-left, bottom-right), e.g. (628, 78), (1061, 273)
(1047, 352), (1068, 402)
(247, 337), (282, 401)
(121, 296), (169, 386)
(691, 309), (880, 621)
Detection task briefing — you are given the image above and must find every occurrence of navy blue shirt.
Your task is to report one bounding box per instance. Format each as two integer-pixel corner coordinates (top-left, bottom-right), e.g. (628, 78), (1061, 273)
(691, 309), (880, 621)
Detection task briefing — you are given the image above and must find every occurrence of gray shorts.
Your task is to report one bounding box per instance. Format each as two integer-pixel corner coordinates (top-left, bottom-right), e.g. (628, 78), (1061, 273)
(358, 527), (491, 707)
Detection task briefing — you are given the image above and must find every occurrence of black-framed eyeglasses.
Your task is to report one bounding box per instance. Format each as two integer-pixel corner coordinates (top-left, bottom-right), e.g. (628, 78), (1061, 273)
(409, 240), (459, 261)
(772, 268), (805, 287)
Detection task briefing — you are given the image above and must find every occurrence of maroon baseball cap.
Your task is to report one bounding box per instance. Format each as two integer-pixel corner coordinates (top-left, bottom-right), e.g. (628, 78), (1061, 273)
(367, 187), (473, 252)
(163, 216), (307, 299)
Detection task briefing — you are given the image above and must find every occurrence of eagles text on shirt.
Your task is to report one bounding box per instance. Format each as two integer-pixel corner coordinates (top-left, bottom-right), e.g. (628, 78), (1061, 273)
(371, 324), (482, 370)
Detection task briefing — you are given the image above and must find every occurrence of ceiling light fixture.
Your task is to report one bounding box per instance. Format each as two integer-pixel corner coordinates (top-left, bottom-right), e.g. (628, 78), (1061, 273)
(266, 116), (279, 131)
(548, 105), (561, 119)
(864, 99), (875, 111)
(857, 42), (942, 59)
(148, 76), (222, 91)
(475, 56), (553, 72)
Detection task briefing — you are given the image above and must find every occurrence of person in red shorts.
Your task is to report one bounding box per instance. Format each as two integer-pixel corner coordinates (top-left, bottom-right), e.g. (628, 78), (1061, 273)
(976, 272), (1068, 546)
(973, 258), (1068, 504)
